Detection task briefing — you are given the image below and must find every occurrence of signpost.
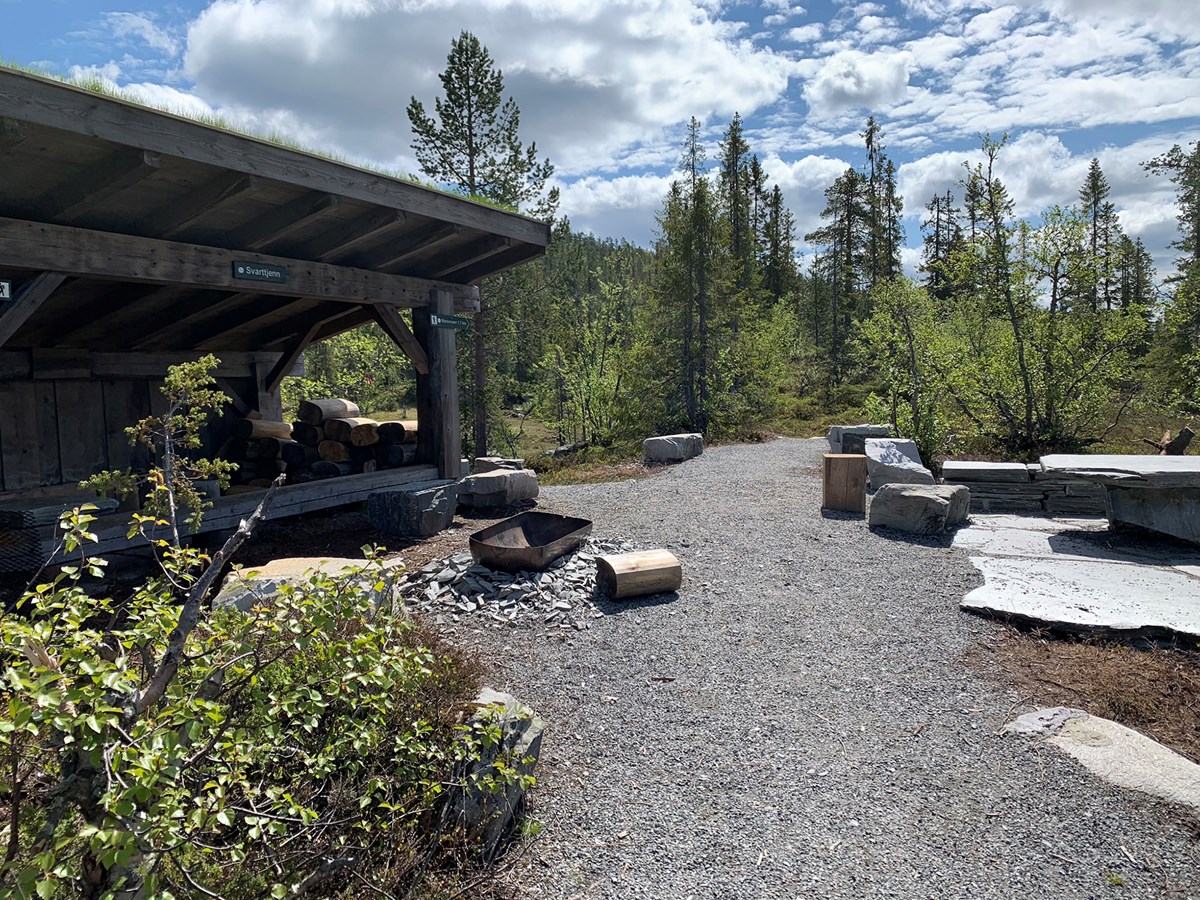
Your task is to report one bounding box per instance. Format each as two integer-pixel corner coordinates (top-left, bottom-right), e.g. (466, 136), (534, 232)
(430, 312), (471, 330)
(232, 261), (288, 284)
(0, 279), (11, 301)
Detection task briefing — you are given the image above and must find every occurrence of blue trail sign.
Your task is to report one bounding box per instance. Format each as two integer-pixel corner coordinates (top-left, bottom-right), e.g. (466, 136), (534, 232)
(430, 313), (471, 330)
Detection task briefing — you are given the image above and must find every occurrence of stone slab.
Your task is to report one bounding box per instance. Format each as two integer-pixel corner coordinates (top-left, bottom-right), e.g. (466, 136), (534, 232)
(643, 433), (704, 463)
(827, 423), (891, 454)
(1106, 485), (1200, 545)
(952, 515), (1200, 567)
(942, 461), (1031, 483)
(1005, 708), (1200, 815)
(864, 438), (934, 487)
(458, 468), (539, 508)
(474, 456), (525, 474)
(1041, 454), (1200, 487)
(214, 555), (404, 612)
(368, 479), (457, 538)
(960, 555), (1200, 641)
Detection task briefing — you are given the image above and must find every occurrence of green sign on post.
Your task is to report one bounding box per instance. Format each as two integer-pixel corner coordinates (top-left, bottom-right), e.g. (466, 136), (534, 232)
(232, 261), (288, 284)
(0, 279), (11, 301)
(430, 313), (471, 330)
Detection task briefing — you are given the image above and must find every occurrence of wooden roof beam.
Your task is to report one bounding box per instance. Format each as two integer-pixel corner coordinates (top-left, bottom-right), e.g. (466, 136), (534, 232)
(373, 304), (429, 375)
(42, 148), (161, 222)
(49, 284), (181, 347)
(297, 207), (407, 262)
(142, 172), (262, 239)
(310, 306), (375, 343)
(0, 216), (481, 310)
(455, 242), (546, 285)
(363, 224), (459, 272)
(426, 235), (512, 279)
(0, 273), (68, 347)
(224, 191), (340, 252)
(128, 290), (253, 350)
(196, 297), (314, 350)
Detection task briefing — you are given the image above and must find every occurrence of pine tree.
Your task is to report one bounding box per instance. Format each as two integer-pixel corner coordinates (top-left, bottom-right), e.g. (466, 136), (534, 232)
(407, 31), (558, 455)
(718, 113), (754, 294)
(804, 168), (870, 379)
(762, 185), (797, 302)
(920, 190), (962, 304)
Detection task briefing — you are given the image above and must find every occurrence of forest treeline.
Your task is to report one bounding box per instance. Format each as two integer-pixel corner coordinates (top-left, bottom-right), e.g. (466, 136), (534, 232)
(288, 117), (1198, 465)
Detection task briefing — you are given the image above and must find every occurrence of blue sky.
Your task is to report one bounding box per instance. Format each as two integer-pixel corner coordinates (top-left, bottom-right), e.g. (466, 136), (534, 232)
(4, 0), (1198, 279)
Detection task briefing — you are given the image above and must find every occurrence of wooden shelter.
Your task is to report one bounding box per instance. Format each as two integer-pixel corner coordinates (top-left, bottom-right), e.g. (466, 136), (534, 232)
(0, 68), (550, 570)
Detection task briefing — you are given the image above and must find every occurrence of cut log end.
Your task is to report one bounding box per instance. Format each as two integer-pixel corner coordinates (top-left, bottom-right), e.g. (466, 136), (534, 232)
(596, 550), (682, 600)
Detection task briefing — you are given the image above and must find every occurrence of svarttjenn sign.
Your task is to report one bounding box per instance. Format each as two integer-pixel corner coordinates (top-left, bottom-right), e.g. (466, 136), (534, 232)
(232, 261), (287, 284)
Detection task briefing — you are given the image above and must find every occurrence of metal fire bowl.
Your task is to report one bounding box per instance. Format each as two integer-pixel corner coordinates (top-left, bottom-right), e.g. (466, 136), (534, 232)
(469, 511), (594, 573)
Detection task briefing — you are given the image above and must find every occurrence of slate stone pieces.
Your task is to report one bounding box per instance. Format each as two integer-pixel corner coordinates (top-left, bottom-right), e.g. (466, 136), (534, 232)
(941, 461), (1032, 483)
(869, 483), (970, 534)
(643, 433), (704, 463)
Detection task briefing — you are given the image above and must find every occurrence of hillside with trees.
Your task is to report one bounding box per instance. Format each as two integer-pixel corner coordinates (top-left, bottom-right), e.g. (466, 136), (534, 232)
(287, 33), (1198, 467)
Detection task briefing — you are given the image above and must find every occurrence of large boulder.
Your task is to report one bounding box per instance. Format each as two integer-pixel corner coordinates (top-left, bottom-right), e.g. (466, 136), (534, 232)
(869, 484), (970, 535)
(864, 437), (934, 487)
(827, 423), (891, 454)
(458, 468), (539, 509)
(367, 479), (457, 538)
(643, 433), (704, 463)
(442, 688), (545, 859)
(213, 556), (404, 612)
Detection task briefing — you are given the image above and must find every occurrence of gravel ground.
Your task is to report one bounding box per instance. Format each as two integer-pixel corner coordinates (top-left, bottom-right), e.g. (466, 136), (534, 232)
(447, 437), (1200, 899)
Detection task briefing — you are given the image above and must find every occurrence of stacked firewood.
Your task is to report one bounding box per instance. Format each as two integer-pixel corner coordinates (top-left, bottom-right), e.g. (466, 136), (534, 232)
(223, 399), (420, 488)
(222, 401), (420, 488)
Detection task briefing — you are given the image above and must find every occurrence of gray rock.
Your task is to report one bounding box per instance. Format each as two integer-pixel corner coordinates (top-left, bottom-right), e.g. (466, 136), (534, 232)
(941, 461), (1031, 483)
(367, 479), (457, 538)
(869, 483), (970, 534)
(826, 423), (891, 454)
(643, 433), (704, 463)
(213, 556), (404, 612)
(864, 438), (934, 487)
(458, 468), (540, 508)
(474, 456), (526, 474)
(442, 687), (545, 859)
(1002, 706), (1089, 737)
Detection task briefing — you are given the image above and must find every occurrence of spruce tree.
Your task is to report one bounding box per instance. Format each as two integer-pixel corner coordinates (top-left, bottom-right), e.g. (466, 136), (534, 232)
(407, 30), (558, 455)
(1078, 158), (1112, 310)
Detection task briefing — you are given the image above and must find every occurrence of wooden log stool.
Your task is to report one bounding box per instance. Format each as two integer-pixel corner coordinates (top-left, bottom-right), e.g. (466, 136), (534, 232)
(596, 550), (682, 600)
(822, 453), (867, 513)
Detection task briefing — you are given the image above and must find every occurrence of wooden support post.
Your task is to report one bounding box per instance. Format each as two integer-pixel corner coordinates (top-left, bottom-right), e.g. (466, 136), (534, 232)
(822, 453), (867, 513)
(413, 288), (460, 479)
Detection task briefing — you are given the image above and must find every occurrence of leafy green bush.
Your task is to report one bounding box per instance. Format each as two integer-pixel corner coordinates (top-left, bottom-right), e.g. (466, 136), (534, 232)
(0, 512), (489, 899)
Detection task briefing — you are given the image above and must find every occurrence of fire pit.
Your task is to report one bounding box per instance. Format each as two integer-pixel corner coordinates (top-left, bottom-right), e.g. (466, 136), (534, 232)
(469, 511), (593, 573)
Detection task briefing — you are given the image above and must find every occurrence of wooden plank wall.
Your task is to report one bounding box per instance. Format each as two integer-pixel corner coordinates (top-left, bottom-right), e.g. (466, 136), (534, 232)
(0, 350), (280, 494)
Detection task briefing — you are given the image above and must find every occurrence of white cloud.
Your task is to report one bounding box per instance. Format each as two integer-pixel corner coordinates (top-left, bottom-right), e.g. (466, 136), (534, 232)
(182, 0), (798, 178)
(786, 24), (823, 42)
(558, 172), (676, 241)
(105, 12), (181, 57)
(803, 48), (913, 114)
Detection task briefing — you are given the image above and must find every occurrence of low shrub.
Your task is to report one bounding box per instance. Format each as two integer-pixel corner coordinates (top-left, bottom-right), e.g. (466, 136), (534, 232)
(0, 511), (492, 899)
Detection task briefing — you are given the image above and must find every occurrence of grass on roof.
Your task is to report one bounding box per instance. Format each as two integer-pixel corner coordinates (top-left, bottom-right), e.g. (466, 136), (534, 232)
(0, 60), (521, 215)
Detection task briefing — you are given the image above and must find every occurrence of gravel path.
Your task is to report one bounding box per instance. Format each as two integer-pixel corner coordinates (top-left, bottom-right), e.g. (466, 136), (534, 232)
(456, 438), (1200, 899)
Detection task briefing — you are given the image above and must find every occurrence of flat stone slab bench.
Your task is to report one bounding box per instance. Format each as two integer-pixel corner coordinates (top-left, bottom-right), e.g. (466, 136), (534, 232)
(942, 460), (1107, 516)
(1040, 454), (1200, 545)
